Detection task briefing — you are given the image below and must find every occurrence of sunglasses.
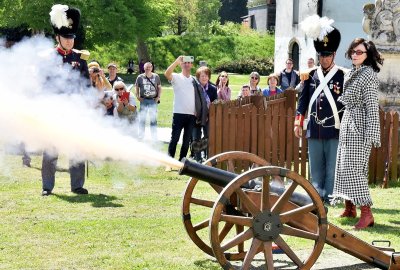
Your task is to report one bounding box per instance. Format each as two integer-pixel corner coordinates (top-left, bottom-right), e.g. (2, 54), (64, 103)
(115, 87), (124, 91)
(251, 77), (259, 80)
(351, 50), (367, 56)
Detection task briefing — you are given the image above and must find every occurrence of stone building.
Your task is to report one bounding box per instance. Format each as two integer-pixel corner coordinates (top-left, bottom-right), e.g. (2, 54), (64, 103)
(273, 0), (372, 72)
(246, 0), (373, 71)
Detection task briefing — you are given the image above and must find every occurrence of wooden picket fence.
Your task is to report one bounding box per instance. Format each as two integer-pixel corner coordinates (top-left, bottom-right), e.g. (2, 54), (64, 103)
(208, 90), (399, 187)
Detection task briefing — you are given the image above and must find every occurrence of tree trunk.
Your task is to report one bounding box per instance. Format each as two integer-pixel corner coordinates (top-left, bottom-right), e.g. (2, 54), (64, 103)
(136, 38), (150, 63)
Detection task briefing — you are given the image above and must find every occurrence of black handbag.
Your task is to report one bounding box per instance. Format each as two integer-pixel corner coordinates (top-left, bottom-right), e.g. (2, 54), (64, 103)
(191, 137), (208, 153)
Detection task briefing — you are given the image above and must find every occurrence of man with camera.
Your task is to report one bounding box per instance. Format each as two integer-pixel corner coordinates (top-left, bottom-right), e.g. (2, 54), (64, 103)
(164, 56), (207, 170)
(135, 62), (162, 141)
(42, 4), (90, 196)
(88, 61), (112, 92)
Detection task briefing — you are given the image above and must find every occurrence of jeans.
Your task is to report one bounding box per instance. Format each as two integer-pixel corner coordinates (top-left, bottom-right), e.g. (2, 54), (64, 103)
(42, 151), (85, 191)
(308, 138), (339, 202)
(168, 113), (196, 161)
(138, 98), (158, 140)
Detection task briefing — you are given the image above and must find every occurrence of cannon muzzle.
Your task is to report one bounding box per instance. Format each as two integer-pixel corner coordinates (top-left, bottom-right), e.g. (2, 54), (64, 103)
(179, 158), (236, 187)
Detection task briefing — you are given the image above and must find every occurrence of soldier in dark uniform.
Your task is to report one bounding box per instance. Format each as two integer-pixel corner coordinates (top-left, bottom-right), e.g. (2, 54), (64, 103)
(41, 4), (90, 196)
(294, 18), (347, 203)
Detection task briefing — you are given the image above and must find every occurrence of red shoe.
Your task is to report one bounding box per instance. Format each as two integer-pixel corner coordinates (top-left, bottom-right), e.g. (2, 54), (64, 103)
(354, 206), (374, 230)
(338, 200), (357, 218)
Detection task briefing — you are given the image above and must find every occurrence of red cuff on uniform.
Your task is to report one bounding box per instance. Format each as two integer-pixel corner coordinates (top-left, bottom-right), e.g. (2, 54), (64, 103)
(294, 114), (304, 127)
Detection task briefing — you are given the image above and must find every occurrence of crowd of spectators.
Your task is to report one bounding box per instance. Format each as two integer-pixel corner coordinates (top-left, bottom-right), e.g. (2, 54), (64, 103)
(89, 55), (305, 166)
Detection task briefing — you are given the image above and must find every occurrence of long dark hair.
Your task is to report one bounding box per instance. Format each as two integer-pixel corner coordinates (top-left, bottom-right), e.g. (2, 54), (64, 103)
(345, 38), (384, 72)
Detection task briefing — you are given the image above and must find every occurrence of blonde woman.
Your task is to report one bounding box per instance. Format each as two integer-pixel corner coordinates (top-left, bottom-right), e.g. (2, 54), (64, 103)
(249, 71), (261, 95)
(216, 71), (231, 101)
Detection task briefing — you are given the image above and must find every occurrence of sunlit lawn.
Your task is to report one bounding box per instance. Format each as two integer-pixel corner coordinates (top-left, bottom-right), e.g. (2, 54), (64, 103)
(0, 151), (399, 270)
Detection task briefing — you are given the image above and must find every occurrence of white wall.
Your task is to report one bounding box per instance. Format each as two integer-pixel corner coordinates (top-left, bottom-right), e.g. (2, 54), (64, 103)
(249, 5), (268, 32)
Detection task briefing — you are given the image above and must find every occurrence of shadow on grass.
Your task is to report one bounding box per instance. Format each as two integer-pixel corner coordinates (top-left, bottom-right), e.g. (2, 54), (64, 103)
(54, 193), (124, 208)
(194, 258), (376, 269)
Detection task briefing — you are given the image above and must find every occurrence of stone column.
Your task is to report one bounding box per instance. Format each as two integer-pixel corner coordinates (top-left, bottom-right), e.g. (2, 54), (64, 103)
(363, 0), (400, 111)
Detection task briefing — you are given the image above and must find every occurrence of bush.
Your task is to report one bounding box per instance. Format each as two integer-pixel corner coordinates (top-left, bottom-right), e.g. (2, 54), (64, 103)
(146, 33), (274, 71)
(214, 57), (274, 75)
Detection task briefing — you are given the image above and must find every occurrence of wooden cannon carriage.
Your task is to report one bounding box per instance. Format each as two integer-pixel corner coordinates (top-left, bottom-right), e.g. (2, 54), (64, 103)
(179, 151), (400, 270)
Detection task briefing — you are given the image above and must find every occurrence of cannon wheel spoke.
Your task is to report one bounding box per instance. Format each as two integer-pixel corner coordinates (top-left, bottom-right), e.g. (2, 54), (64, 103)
(221, 228), (253, 252)
(262, 175), (271, 211)
(242, 238), (263, 269)
(220, 214), (253, 227)
(274, 236), (304, 267)
(209, 183), (223, 194)
(182, 151), (269, 258)
(218, 222), (234, 243)
(227, 159), (235, 172)
(281, 225), (319, 240)
(271, 181), (298, 214)
(280, 203), (317, 224)
(193, 218), (210, 232)
(235, 188), (262, 216)
(263, 241), (275, 270)
(190, 197), (214, 208)
(236, 224), (245, 253)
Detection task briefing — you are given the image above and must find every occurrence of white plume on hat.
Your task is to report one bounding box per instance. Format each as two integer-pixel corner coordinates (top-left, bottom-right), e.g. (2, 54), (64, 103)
(49, 4), (69, 29)
(300, 14), (334, 41)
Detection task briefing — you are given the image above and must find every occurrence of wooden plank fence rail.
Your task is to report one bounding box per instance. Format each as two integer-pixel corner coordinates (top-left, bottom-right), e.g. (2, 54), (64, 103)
(208, 90), (400, 187)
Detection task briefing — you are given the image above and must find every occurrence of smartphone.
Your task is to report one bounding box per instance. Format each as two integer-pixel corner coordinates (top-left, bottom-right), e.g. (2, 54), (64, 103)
(182, 56), (194, 63)
(120, 91), (130, 101)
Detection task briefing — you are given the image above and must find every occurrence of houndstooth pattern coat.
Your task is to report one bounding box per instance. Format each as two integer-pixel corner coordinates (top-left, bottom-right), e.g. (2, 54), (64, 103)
(332, 65), (380, 206)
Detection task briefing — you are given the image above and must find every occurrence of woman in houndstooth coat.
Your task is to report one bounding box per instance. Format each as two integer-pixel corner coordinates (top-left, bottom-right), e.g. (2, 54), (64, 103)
(332, 38), (384, 230)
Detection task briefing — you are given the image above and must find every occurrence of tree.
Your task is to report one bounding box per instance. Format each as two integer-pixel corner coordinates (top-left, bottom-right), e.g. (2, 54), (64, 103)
(0, 0), (174, 50)
(219, 0), (248, 24)
(166, 0), (221, 35)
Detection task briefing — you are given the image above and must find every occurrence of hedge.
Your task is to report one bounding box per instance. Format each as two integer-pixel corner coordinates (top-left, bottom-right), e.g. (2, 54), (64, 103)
(146, 33), (275, 73)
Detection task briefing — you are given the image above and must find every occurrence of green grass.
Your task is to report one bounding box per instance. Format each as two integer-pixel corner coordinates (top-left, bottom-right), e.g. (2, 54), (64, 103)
(1, 153), (399, 270)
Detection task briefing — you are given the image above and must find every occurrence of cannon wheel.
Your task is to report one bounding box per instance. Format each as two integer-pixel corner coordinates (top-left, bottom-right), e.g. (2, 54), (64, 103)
(182, 151), (270, 259)
(210, 166), (327, 270)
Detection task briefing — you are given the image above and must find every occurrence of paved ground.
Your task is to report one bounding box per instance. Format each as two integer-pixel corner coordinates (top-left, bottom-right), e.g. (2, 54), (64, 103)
(225, 247), (381, 269)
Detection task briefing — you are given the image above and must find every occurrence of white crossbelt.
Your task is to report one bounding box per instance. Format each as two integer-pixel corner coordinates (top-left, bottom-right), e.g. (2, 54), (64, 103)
(304, 65), (340, 130)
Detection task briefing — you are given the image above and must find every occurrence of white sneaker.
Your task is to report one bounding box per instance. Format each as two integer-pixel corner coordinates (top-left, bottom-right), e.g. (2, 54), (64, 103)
(165, 166), (172, 172)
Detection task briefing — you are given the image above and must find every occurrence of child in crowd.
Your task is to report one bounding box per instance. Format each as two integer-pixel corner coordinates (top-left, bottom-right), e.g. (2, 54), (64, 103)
(103, 93), (117, 117)
(238, 84), (251, 98)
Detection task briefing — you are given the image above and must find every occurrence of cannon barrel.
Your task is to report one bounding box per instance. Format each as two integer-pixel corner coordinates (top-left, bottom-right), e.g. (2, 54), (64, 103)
(179, 158), (312, 206)
(179, 158), (237, 187)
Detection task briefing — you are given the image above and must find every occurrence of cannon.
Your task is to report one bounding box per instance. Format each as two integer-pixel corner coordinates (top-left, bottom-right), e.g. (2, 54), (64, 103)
(179, 151), (400, 270)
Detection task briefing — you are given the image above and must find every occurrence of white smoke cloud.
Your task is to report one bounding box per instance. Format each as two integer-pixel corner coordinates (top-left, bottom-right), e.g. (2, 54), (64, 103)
(0, 36), (182, 169)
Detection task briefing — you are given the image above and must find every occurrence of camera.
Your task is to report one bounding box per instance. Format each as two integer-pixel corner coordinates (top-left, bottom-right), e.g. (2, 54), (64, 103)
(182, 56), (194, 63)
(92, 67), (100, 73)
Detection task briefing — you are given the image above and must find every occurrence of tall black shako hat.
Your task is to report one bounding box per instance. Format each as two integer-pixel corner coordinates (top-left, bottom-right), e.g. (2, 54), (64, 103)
(50, 4), (80, 38)
(301, 15), (341, 56)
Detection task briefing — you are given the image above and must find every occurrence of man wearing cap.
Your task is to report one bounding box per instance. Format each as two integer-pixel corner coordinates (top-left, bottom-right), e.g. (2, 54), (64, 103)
(41, 4), (90, 196)
(294, 16), (347, 203)
(106, 63), (123, 87)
